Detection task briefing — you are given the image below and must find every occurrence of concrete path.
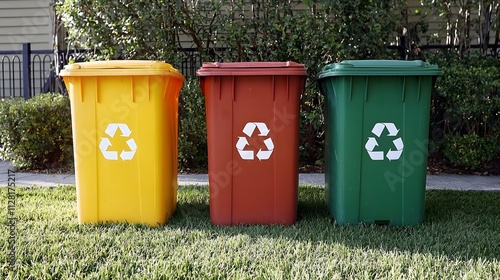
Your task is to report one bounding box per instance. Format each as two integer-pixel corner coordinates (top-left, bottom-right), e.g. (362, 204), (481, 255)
(178, 173), (500, 191)
(1, 160), (499, 191)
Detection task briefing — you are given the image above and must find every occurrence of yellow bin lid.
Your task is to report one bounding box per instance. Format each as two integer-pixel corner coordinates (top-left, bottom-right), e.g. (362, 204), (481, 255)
(59, 60), (184, 80)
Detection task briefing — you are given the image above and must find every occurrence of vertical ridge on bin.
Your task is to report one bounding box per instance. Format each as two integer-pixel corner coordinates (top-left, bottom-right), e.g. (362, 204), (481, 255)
(95, 77), (100, 104)
(272, 76), (276, 101)
(232, 76), (235, 102)
(286, 75), (289, 101)
(230, 76), (234, 224)
(348, 76), (352, 101)
(273, 75), (277, 222)
(401, 76), (406, 102)
(217, 76), (222, 100)
(401, 125), (406, 224)
(401, 77), (407, 221)
(417, 76), (421, 101)
(364, 76), (368, 102)
(358, 76), (366, 223)
(171, 81), (179, 214)
(78, 78), (84, 102)
(131, 77), (135, 103)
(136, 83), (144, 223)
(92, 80), (100, 222)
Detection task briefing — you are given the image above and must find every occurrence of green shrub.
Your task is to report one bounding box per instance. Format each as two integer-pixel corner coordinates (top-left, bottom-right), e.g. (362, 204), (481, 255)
(58, 0), (404, 171)
(433, 56), (500, 170)
(0, 94), (73, 170)
(178, 78), (207, 172)
(442, 133), (497, 171)
(299, 83), (324, 167)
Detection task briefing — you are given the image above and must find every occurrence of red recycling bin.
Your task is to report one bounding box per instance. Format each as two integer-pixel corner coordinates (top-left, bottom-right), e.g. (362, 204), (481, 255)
(197, 62), (307, 225)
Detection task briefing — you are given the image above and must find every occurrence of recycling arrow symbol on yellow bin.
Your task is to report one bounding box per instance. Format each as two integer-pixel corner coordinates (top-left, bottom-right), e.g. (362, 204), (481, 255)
(365, 123), (404, 161)
(99, 123), (137, 161)
(236, 122), (274, 161)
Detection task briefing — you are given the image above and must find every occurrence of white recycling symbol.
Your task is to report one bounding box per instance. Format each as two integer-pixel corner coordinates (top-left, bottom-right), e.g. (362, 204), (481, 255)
(236, 122), (274, 161)
(99, 123), (137, 161)
(365, 123), (404, 161)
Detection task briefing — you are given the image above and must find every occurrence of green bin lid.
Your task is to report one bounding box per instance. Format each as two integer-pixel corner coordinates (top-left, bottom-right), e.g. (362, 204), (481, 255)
(318, 60), (441, 79)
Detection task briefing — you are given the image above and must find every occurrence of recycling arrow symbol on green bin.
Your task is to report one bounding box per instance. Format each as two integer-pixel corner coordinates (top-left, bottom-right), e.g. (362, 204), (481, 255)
(365, 123), (404, 161)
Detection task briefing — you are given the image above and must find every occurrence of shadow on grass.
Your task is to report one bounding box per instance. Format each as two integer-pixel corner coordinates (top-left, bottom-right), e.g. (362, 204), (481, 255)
(167, 185), (500, 262)
(5, 185), (497, 264)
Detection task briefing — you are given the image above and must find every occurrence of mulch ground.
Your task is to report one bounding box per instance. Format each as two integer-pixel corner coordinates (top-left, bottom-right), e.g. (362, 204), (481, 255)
(299, 152), (500, 176)
(17, 153), (500, 176)
(426, 153), (500, 176)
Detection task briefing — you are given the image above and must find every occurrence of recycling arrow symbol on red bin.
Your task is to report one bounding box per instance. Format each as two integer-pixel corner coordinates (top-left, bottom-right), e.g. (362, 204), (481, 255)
(365, 122), (404, 161)
(236, 122), (274, 161)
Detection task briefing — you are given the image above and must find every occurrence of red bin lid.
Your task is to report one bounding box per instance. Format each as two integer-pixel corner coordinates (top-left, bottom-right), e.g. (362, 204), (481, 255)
(196, 61), (307, 76)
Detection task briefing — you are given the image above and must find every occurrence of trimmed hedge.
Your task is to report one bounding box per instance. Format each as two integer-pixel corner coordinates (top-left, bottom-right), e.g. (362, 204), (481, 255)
(2, 57), (499, 173)
(0, 94), (73, 170)
(178, 78), (207, 172)
(430, 55), (500, 170)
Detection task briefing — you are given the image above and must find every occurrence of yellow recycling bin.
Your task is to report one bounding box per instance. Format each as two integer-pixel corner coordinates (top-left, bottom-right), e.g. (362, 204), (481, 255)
(60, 60), (184, 226)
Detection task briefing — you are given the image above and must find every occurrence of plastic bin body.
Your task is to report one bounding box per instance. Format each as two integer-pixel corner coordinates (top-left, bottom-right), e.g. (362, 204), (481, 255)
(197, 62), (307, 225)
(318, 60), (441, 226)
(60, 61), (184, 226)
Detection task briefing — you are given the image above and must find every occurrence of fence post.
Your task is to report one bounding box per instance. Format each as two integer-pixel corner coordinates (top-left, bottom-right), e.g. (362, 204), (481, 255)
(22, 43), (32, 99)
(399, 36), (408, 60)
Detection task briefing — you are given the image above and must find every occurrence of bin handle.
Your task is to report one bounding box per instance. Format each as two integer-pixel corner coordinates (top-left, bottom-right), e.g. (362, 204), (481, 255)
(338, 60), (428, 68)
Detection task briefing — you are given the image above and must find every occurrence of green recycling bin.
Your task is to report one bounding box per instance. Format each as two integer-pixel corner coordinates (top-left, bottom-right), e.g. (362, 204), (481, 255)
(318, 60), (441, 226)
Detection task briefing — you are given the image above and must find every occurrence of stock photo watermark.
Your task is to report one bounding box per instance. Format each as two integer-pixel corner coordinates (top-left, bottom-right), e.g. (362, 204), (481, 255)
(210, 105), (297, 198)
(74, 77), (153, 159)
(384, 138), (429, 192)
(7, 169), (16, 269)
(8, 0), (52, 48)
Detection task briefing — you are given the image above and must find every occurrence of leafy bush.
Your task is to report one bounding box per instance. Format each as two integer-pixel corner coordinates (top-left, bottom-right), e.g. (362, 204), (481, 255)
(57, 0), (500, 173)
(0, 94), (73, 170)
(178, 78), (207, 172)
(442, 133), (498, 171)
(57, 0), (403, 64)
(433, 56), (500, 170)
(420, 0), (499, 58)
(57, 0), (180, 62)
(57, 0), (405, 169)
(299, 83), (324, 166)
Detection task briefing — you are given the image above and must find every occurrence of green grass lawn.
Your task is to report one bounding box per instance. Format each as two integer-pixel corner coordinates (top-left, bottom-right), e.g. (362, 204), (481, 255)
(1, 185), (499, 279)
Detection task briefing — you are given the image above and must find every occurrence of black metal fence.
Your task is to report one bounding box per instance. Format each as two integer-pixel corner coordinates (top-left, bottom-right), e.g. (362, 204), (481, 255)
(2, 41), (500, 99)
(178, 48), (204, 78)
(0, 44), (203, 99)
(0, 43), (71, 99)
